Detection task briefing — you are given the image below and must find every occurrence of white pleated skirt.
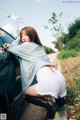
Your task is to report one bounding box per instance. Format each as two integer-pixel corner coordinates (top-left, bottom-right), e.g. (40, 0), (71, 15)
(35, 66), (66, 98)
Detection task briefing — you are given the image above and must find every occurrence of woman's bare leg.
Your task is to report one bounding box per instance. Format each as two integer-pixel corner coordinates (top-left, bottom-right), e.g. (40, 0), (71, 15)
(24, 84), (39, 97)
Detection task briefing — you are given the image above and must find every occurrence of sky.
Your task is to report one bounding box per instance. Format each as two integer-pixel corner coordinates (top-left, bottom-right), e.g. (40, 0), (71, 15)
(0, 0), (80, 51)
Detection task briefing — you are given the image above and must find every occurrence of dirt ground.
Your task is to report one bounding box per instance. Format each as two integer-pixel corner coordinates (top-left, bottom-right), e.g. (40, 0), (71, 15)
(20, 103), (67, 120)
(20, 103), (47, 120)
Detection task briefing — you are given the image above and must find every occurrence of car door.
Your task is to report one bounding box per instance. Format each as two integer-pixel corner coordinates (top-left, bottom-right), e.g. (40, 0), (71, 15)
(0, 28), (27, 120)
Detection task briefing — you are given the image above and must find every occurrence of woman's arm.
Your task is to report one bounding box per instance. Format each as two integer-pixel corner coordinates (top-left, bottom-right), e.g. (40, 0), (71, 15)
(7, 42), (29, 58)
(3, 41), (32, 61)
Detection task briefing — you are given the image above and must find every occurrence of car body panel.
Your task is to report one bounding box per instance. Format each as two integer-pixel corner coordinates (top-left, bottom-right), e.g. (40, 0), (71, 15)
(0, 28), (27, 120)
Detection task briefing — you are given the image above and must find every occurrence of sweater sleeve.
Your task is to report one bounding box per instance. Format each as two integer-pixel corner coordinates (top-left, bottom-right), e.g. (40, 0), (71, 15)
(7, 41), (31, 61)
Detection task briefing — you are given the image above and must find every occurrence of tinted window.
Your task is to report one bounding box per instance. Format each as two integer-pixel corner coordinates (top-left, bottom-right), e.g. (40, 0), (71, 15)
(0, 38), (4, 46)
(0, 28), (15, 47)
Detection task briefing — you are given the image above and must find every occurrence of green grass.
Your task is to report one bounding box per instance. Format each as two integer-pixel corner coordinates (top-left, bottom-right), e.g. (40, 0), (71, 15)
(67, 77), (80, 105)
(58, 49), (77, 59)
(61, 57), (80, 119)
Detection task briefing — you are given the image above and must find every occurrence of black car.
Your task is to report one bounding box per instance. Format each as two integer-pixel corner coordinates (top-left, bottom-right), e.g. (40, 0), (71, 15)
(0, 28), (27, 120)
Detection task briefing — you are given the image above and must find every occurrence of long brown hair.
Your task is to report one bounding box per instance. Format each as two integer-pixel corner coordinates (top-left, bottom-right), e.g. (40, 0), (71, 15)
(20, 26), (42, 46)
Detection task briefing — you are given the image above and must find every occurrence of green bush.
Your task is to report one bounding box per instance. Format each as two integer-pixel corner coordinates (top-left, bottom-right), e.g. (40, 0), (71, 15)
(68, 19), (80, 39)
(64, 30), (80, 51)
(58, 50), (77, 59)
(67, 77), (80, 104)
(67, 77), (80, 119)
(43, 45), (55, 54)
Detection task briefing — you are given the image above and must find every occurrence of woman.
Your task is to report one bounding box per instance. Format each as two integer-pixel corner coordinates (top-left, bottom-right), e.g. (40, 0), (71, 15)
(3, 26), (66, 119)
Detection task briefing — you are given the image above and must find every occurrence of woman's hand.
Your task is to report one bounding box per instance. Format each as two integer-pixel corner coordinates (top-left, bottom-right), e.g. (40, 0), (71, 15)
(3, 43), (10, 49)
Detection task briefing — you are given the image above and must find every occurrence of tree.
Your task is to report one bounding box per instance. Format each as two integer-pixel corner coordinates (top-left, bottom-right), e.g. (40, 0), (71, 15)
(44, 12), (65, 51)
(63, 18), (80, 51)
(43, 46), (55, 54)
(65, 18), (80, 43)
(53, 33), (66, 51)
(44, 12), (64, 38)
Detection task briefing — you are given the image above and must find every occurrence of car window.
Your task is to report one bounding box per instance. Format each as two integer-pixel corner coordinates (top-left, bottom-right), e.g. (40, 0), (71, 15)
(0, 28), (15, 47)
(0, 37), (4, 46)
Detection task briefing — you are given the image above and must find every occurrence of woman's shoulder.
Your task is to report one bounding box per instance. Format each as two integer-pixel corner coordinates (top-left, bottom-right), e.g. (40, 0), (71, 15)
(21, 42), (43, 51)
(22, 42), (36, 45)
(25, 42), (41, 47)
(21, 42), (39, 49)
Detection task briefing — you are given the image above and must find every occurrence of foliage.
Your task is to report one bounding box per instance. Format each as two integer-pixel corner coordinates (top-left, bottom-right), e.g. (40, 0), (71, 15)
(53, 33), (67, 50)
(43, 45), (55, 54)
(53, 18), (80, 51)
(67, 78), (80, 120)
(61, 57), (80, 119)
(56, 17), (80, 120)
(58, 50), (77, 59)
(64, 18), (80, 44)
(68, 19), (80, 38)
(65, 38), (80, 50)
(45, 13), (80, 51)
(57, 29), (80, 58)
(44, 12), (64, 38)
(67, 77), (80, 105)
(53, 38), (63, 51)
(64, 30), (80, 51)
